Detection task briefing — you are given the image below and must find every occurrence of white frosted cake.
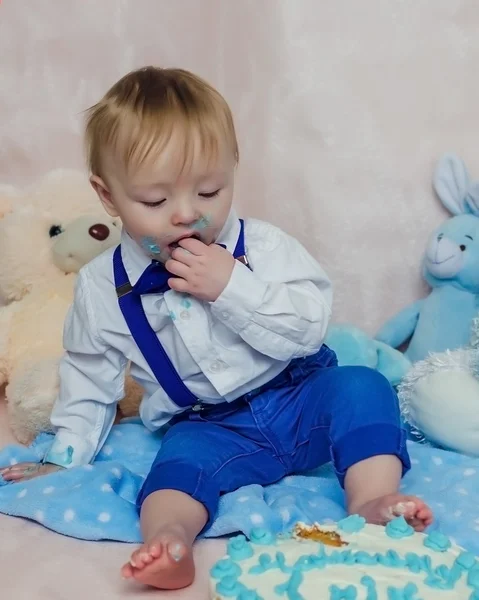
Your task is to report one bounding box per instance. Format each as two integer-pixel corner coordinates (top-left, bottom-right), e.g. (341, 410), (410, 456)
(209, 515), (479, 599)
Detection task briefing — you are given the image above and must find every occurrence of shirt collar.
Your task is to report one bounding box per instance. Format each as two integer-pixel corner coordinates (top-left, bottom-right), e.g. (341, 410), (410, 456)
(121, 208), (240, 286)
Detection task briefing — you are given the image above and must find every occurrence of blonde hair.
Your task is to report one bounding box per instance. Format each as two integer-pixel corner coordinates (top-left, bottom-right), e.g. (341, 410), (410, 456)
(84, 66), (239, 176)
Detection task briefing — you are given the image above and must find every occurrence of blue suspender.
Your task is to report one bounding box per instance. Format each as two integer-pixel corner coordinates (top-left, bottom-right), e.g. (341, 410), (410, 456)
(113, 220), (248, 409)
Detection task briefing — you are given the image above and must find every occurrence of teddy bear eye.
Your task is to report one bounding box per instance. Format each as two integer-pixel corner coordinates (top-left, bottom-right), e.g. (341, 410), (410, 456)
(49, 225), (64, 238)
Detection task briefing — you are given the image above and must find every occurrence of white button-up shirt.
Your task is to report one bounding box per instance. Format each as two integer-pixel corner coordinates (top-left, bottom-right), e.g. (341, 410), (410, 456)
(46, 209), (332, 467)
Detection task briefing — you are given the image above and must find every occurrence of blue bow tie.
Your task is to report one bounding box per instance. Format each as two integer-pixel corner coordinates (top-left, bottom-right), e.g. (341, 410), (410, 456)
(132, 243), (249, 296)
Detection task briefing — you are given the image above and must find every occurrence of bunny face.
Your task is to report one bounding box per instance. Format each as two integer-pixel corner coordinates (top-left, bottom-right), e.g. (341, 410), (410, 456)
(423, 214), (479, 291)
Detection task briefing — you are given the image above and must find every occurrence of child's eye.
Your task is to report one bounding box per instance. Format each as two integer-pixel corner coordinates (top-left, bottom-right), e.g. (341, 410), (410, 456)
(199, 189), (221, 199)
(142, 199), (166, 208)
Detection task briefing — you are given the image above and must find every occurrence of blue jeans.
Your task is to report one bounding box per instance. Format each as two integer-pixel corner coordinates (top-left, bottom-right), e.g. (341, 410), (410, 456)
(137, 346), (410, 531)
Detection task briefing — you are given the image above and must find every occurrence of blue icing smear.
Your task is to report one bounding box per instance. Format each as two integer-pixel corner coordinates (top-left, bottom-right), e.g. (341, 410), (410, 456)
(337, 515), (366, 534)
(44, 445), (74, 467)
(191, 214), (211, 230)
(227, 534), (254, 561)
(329, 584), (357, 599)
(385, 516), (414, 539)
(181, 296), (192, 309)
(141, 236), (162, 255)
(210, 558), (242, 579)
(249, 527), (276, 545)
(424, 530), (451, 552)
(467, 565), (479, 588)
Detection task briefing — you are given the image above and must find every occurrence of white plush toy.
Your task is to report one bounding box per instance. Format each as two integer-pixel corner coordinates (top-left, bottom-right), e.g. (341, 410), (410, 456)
(398, 307), (479, 458)
(0, 169), (142, 444)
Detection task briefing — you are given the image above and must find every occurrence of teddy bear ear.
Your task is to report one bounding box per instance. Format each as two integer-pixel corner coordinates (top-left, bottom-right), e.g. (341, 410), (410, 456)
(433, 153), (470, 215)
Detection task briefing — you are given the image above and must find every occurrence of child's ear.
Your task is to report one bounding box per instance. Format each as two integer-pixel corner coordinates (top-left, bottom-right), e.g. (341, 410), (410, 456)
(433, 153), (470, 216)
(90, 175), (119, 217)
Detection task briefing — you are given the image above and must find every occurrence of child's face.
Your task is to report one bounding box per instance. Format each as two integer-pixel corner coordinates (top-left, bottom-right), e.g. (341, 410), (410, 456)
(91, 134), (235, 263)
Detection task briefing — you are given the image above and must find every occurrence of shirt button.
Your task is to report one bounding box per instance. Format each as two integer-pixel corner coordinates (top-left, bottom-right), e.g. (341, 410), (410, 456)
(180, 310), (191, 321)
(210, 360), (228, 373)
(221, 311), (229, 319)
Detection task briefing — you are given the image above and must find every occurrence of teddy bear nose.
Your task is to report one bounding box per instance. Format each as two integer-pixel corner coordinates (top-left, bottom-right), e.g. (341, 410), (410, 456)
(88, 223), (110, 241)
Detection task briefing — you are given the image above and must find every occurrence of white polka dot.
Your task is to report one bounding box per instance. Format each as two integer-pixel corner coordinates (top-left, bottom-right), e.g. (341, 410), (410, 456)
(464, 468), (476, 477)
(16, 489), (27, 499)
(102, 446), (113, 456)
(74, 484), (82, 489)
(237, 496), (249, 503)
(250, 513), (264, 525)
(423, 477), (432, 483)
(9, 458), (18, 466)
(283, 477), (295, 485)
(280, 508), (290, 523)
(111, 467), (121, 478)
(35, 510), (45, 523)
(98, 512), (111, 523)
(83, 465), (94, 471)
(113, 430), (123, 437)
(101, 483), (113, 492)
(436, 503), (445, 508)
(323, 518), (334, 525)
(64, 509), (76, 522)
(42, 486), (55, 495)
(457, 488), (468, 496)
(454, 510), (462, 518)
(135, 520), (141, 528)
(475, 518), (479, 525)
(309, 501), (318, 508)
(410, 458), (419, 465)
(432, 456), (443, 466)
(474, 525), (479, 533)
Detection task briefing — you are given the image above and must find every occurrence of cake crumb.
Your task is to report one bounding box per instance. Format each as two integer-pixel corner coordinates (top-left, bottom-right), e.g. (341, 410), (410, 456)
(293, 522), (348, 547)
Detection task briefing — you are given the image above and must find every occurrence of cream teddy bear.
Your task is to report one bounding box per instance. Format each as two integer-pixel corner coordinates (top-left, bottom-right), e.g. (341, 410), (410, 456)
(0, 169), (142, 444)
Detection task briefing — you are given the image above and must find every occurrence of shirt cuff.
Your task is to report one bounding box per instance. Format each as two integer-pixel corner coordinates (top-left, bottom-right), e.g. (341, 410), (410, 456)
(211, 261), (268, 331)
(43, 431), (95, 468)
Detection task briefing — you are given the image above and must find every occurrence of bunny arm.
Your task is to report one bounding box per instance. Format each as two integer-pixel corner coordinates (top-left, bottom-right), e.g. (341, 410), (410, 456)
(375, 299), (424, 349)
(374, 340), (412, 387)
(0, 303), (15, 386)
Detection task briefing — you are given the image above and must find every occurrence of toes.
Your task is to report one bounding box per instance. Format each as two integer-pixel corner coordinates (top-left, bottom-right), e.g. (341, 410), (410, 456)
(130, 548), (146, 569)
(121, 563), (134, 579)
(147, 541), (162, 559)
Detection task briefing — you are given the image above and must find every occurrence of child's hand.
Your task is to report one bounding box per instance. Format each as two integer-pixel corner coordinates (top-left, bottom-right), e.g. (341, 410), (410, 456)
(166, 238), (235, 302)
(0, 462), (63, 482)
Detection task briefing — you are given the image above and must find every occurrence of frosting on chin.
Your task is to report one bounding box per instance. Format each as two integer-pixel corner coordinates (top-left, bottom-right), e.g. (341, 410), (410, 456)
(209, 517), (477, 600)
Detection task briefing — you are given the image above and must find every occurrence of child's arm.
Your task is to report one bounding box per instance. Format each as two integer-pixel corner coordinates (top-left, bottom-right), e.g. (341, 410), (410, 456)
(211, 221), (332, 361)
(43, 270), (128, 469)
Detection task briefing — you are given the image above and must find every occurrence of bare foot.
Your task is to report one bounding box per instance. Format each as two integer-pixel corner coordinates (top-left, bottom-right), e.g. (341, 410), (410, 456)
(351, 494), (433, 532)
(121, 525), (195, 590)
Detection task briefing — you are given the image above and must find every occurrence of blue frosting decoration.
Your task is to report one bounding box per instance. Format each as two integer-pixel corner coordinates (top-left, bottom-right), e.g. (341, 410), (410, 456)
(210, 558), (242, 580)
(227, 535), (254, 561)
(387, 583), (420, 600)
(249, 527), (276, 545)
(456, 551), (477, 571)
(385, 516), (414, 539)
(274, 569), (303, 599)
(337, 515), (366, 534)
(361, 576), (378, 600)
(329, 584), (358, 599)
(215, 575), (244, 597)
(236, 591), (264, 600)
(467, 565), (479, 588)
(424, 531), (452, 552)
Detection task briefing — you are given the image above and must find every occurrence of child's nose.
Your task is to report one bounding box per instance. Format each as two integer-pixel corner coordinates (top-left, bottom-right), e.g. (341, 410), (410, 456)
(172, 202), (199, 226)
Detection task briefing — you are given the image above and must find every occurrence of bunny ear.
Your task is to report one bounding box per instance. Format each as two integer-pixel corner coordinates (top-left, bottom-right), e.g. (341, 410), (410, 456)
(433, 153), (470, 215)
(464, 182), (479, 216)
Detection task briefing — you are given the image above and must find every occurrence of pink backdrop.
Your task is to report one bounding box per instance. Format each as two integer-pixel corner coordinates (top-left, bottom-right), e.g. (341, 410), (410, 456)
(1, 0), (479, 332)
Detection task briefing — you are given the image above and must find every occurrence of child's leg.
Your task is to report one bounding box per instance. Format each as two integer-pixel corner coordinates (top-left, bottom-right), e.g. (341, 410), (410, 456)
(345, 455), (432, 531)
(121, 489), (207, 589)
(284, 361), (432, 530)
(122, 418), (286, 589)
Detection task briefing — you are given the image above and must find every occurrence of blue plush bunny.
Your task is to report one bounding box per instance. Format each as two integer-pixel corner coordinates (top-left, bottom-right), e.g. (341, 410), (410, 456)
(376, 153), (479, 363)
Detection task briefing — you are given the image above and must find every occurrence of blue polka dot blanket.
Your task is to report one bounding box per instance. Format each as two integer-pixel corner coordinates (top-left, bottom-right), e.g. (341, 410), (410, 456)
(0, 420), (478, 552)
